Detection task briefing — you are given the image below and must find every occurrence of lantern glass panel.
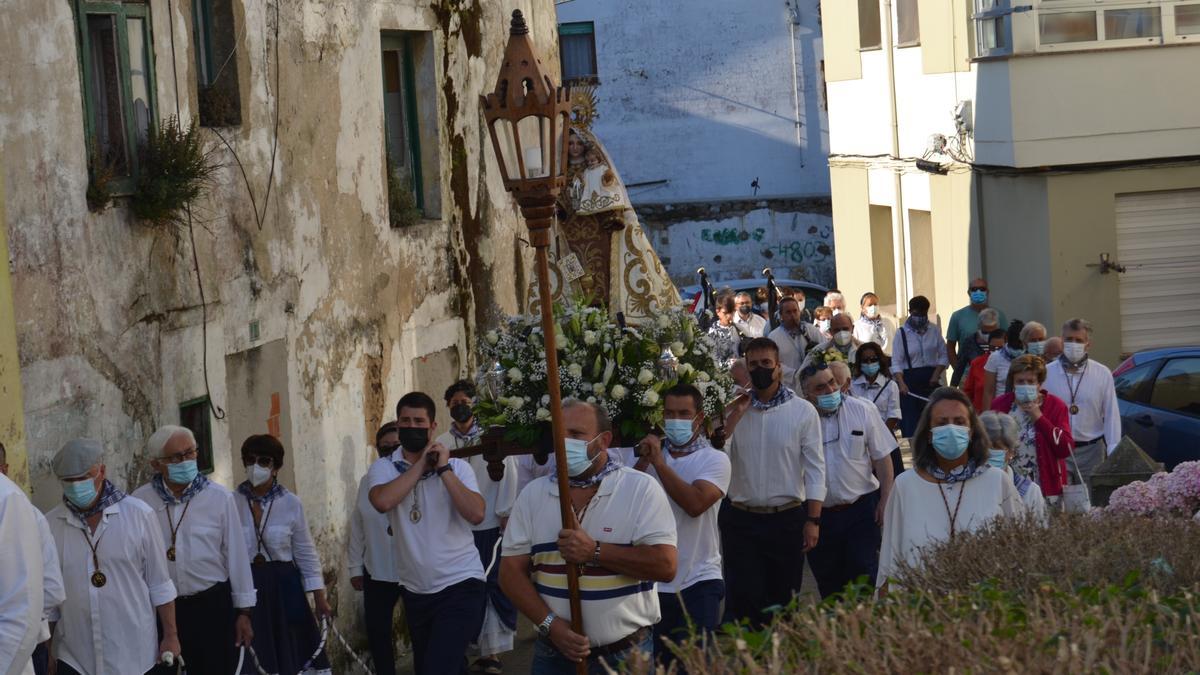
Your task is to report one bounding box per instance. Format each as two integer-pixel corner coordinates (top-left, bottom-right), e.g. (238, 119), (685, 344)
(492, 118), (519, 182)
(553, 111), (569, 179)
(516, 114), (550, 179)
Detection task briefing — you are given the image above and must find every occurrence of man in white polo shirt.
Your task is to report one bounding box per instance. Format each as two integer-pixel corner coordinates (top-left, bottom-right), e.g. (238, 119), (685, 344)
(722, 337), (825, 627)
(500, 399), (677, 674)
(621, 384), (730, 666)
(348, 422), (402, 675)
(368, 392), (486, 675)
(799, 364), (895, 598)
(1043, 318), (1121, 486)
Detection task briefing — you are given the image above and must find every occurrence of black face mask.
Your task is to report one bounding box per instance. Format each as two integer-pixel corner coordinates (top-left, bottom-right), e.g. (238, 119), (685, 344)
(397, 427), (429, 453)
(749, 366), (776, 391)
(450, 403), (474, 424)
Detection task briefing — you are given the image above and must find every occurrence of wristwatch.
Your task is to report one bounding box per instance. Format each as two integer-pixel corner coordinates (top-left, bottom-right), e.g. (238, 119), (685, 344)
(537, 611), (557, 638)
(808, 516), (822, 526)
(435, 464), (453, 476)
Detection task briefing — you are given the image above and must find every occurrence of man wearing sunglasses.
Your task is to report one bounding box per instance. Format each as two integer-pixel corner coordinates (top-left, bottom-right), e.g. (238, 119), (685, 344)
(348, 422), (402, 675)
(131, 425), (255, 675)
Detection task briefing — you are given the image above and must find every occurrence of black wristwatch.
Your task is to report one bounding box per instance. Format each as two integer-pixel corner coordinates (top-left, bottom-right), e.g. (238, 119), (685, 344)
(808, 516), (822, 527)
(436, 464), (453, 476)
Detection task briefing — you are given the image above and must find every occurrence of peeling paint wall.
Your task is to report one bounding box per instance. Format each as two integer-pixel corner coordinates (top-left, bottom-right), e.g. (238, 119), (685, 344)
(0, 0), (557, 659)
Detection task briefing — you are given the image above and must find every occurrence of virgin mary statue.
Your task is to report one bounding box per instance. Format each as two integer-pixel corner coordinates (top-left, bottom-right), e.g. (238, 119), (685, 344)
(527, 91), (679, 323)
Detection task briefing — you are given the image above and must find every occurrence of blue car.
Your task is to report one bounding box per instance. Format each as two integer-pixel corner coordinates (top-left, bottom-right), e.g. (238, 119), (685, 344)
(1112, 346), (1200, 470)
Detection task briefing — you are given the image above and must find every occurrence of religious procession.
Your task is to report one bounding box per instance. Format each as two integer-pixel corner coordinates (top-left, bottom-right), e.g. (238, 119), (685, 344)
(3, 1), (1200, 675)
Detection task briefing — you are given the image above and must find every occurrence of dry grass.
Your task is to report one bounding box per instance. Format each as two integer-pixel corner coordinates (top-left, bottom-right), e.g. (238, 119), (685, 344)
(655, 514), (1200, 674)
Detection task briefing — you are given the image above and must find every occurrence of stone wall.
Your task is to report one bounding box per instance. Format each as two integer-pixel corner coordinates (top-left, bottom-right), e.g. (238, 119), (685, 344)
(0, 0), (558, 657)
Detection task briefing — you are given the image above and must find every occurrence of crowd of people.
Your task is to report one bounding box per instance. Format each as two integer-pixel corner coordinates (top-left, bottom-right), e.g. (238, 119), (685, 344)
(0, 278), (1125, 675)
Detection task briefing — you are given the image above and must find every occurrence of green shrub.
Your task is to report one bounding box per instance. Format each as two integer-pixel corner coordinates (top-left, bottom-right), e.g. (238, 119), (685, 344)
(661, 515), (1200, 674)
(86, 153), (116, 213)
(132, 115), (218, 226)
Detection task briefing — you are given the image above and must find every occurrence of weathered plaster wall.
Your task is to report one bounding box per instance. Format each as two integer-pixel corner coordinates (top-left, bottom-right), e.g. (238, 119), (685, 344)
(0, 0), (557, 659)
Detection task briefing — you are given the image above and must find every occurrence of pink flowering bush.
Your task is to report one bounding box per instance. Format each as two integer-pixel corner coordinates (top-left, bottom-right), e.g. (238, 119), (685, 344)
(1106, 460), (1200, 518)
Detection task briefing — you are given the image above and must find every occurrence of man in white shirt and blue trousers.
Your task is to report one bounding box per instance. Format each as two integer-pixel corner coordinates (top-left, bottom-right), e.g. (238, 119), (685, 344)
(721, 337), (825, 627)
(349, 422), (403, 675)
(621, 384), (731, 668)
(131, 426), (256, 674)
(798, 365), (896, 598)
(369, 392), (487, 674)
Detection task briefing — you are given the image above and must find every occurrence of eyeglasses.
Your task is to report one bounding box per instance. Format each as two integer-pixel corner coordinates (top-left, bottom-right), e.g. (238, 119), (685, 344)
(968, 286), (987, 292)
(859, 357), (881, 364)
(378, 442), (401, 454)
(159, 447), (199, 465)
(242, 455), (275, 469)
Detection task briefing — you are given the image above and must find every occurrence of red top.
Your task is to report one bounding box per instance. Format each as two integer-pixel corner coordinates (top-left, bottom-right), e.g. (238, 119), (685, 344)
(963, 353), (990, 413)
(991, 390), (1075, 497)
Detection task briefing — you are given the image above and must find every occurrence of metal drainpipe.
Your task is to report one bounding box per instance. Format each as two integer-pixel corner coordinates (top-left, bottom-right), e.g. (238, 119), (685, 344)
(881, 0), (911, 310)
(787, 2), (805, 168)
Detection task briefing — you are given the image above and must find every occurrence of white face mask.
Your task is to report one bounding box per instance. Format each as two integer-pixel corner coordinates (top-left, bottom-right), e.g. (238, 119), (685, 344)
(246, 464), (274, 487)
(833, 330), (853, 347)
(865, 305), (878, 318)
(1063, 341), (1087, 364)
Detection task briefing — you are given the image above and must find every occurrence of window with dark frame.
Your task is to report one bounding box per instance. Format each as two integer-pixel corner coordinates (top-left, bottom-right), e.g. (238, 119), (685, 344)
(179, 397), (214, 474)
(74, 0), (158, 194)
(858, 0), (882, 49)
(194, 0), (242, 127)
(381, 33), (424, 221)
(558, 22), (598, 83)
(897, 0), (920, 46)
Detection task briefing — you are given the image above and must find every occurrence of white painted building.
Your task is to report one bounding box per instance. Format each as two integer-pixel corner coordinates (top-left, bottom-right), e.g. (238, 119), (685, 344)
(554, 0), (836, 289)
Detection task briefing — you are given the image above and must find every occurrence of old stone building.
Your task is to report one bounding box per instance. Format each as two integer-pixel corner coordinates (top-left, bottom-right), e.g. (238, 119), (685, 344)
(0, 0), (559, 654)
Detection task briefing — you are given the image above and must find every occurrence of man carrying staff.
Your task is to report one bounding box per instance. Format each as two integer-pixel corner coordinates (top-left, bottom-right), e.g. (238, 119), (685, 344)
(721, 337), (825, 626)
(131, 426), (255, 675)
(369, 392), (487, 674)
(45, 439), (180, 675)
(500, 399), (677, 674)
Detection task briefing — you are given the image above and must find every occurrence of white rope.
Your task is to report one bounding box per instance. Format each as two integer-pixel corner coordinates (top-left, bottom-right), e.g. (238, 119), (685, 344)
(482, 534), (504, 577)
(329, 619), (376, 675)
(234, 616), (379, 675)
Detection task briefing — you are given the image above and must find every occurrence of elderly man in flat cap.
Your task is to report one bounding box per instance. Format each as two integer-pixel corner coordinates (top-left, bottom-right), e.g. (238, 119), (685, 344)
(44, 439), (180, 675)
(131, 426), (256, 674)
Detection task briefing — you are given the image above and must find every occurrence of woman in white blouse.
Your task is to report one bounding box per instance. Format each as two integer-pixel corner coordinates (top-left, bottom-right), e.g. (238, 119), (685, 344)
(877, 388), (1021, 593)
(236, 435), (332, 674)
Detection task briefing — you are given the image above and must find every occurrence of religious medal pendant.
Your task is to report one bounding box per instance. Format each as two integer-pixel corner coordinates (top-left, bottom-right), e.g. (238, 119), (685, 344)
(1070, 404), (1079, 415)
(253, 553), (266, 565)
(166, 546), (176, 562)
(91, 570), (107, 588)
(409, 506), (422, 524)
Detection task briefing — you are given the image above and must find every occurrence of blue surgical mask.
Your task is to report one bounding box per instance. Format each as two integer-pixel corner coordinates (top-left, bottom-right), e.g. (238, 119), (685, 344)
(1027, 341), (1046, 356)
(969, 290), (988, 304)
(663, 418), (697, 447)
(1014, 384), (1039, 403)
(1006, 345), (1025, 358)
(987, 449), (1007, 468)
(565, 435), (601, 477)
(167, 459), (199, 485)
(62, 478), (98, 509)
(816, 391), (842, 411)
(861, 362), (880, 377)
(931, 424), (971, 460)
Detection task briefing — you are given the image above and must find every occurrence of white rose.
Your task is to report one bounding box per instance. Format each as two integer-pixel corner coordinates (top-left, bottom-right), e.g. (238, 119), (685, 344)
(640, 390), (660, 407)
(541, 394), (551, 406)
(567, 363), (583, 379)
(583, 330), (598, 346)
(506, 396), (525, 409)
(671, 341), (687, 356)
(507, 367), (523, 383)
(536, 407), (551, 421)
(697, 371), (711, 382)
(587, 396), (597, 404)
(678, 363), (695, 376)
(593, 383), (606, 397)
(610, 384), (628, 400)
(637, 369), (654, 385)
(486, 330), (499, 345)
(657, 315), (673, 329)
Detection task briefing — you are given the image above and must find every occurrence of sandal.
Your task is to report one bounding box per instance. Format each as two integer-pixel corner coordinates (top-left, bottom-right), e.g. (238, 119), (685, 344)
(472, 657), (503, 674)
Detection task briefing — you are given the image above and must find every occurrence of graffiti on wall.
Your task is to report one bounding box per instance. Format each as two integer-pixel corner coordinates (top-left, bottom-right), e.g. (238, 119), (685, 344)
(701, 227), (766, 245)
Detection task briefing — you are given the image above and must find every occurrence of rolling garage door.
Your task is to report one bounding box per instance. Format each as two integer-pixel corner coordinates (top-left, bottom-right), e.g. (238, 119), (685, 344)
(1115, 189), (1200, 354)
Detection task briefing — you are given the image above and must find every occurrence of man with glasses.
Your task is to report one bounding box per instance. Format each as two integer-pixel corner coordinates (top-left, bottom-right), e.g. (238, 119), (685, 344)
(721, 338), (824, 626)
(733, 292), (768, 338)
(946, 278), (1007, 386)
(131, 425), (255, 675)
(46, 439), (180, 675)
(767, 296), (823, 376)
(799, 365), (895, 598)
(348, 422), (403, 675)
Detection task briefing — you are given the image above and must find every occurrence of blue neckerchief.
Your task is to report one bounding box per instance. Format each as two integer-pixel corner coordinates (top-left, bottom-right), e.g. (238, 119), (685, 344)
(151, 473), (209, 505)
(666, 434), (711, 456)
(65, 479), (126, 523)
(237, 480), (286, 504)
(1012, 470), (1033, 498)
(394, 457), (437, 480)
(569, 455), (622, 488)
(450, 421), (482, 443)
(750, 385), (796, 411)
(928, 460), (983, 484)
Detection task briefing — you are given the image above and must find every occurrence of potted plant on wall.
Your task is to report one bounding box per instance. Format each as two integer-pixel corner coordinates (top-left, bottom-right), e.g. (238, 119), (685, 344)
(131, 115), (218, 226)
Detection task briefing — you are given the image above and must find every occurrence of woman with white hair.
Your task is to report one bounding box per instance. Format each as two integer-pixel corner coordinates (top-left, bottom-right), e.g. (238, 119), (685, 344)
(979, 411), (1048, 523)
(131, 426), (257, 674)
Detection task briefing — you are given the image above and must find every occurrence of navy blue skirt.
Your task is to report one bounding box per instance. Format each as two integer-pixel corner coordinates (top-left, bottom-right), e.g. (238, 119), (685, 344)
(242, 561), (330, 674)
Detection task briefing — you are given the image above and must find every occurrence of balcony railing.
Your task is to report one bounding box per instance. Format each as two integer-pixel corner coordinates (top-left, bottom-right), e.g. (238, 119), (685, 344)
(974, 0), (1200, 58)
